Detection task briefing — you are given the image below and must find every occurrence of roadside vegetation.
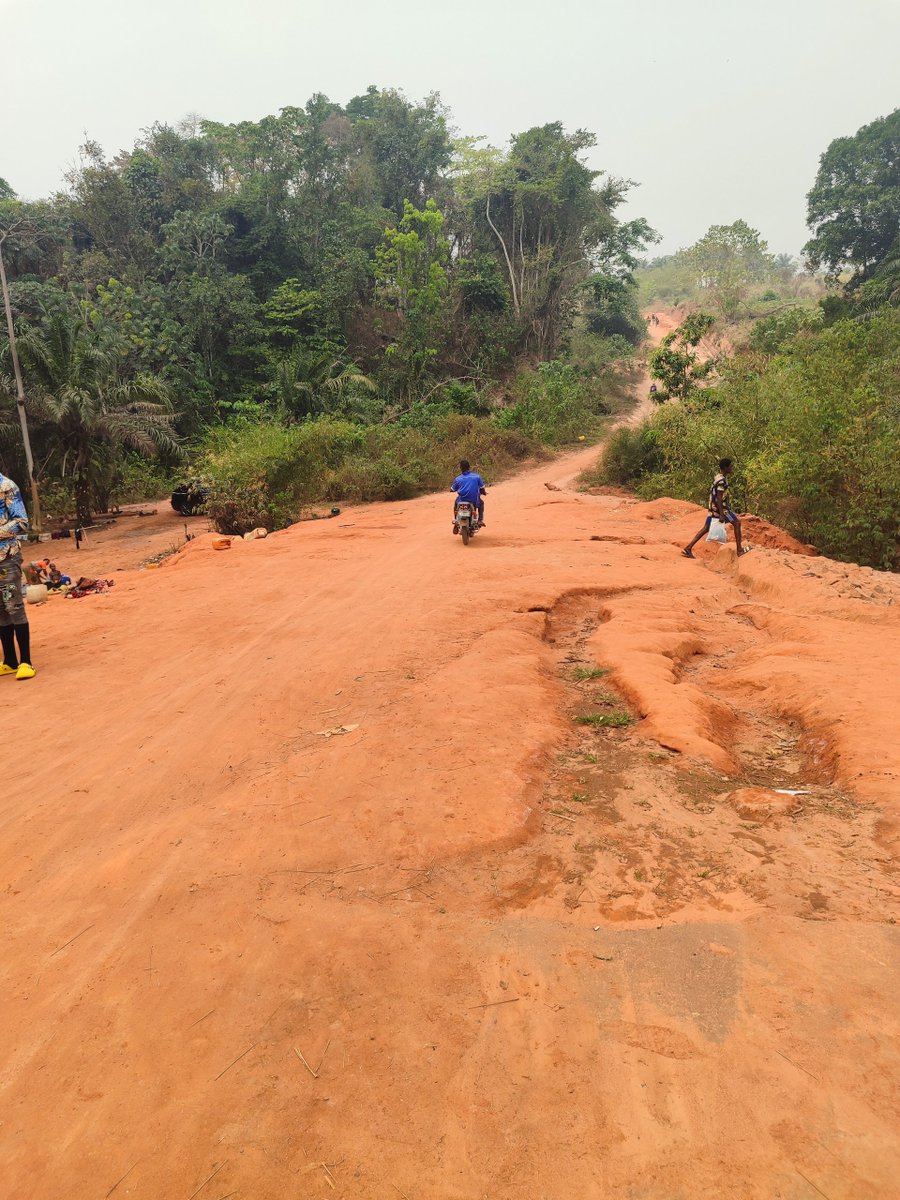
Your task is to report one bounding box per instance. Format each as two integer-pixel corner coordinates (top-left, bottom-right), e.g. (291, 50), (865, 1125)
(0, 91), (653, 528)
(590, 108), (900, 571)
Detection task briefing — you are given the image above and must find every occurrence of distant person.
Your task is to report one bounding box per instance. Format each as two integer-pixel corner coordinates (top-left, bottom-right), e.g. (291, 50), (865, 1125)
(681, 458), (748, 559)
(451, 460), (487, 528)
(0, 472), (35, 679)
(649, 382), (658, 397)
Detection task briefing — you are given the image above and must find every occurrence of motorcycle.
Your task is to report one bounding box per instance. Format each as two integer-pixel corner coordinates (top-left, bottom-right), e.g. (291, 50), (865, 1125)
(170, 481), (209, 516)
(453, 501), (480, 545)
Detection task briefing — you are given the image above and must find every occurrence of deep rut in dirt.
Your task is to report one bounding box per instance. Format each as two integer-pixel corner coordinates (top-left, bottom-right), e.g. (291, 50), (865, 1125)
(244, 587), (894, 936)
(416, 589), (896, 930)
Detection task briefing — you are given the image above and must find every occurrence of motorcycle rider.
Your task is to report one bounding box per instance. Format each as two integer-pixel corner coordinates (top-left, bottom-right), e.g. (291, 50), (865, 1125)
(451, 460), (486, 528)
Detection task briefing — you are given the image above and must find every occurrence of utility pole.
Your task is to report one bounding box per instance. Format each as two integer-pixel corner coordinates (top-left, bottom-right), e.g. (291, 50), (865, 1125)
(0, 230), (42, 532)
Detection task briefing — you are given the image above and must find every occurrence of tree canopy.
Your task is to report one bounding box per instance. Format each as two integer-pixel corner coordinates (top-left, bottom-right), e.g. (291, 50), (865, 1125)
(686, 220), (773, 321)
(0, 89), (655, 519)
(1, 91), (652, 436)
(804, 108), (900, 290)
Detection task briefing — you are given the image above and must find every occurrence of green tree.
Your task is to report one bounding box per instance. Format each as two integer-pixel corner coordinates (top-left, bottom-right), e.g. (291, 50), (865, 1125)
(65, 140), (156, 283)
(0, 196), (69, 280)
(649, 312), (716, 401)
(168, 272), (262, 399)
(375, 198), (449, 397)
(686, 220), (773, 321)
(346, 87), (452, 217)
(805, 108), (900, 288)
(6, 307), (178, 522)
(857, 239), (900, 308)
(455, 125), (654, 356)
(584, 272), (644, 344)
(748, 306), (823, 354)
(263, 278), (326, 348)
(160, 210), (233, 277)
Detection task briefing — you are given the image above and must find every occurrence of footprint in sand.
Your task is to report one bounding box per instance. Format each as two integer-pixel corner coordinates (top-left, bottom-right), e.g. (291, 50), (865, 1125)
(603, 1020), (704, 1060)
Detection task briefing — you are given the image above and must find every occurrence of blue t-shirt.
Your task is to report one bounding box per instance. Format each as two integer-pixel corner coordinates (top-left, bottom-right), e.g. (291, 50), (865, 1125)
(452, 471), (485, 505)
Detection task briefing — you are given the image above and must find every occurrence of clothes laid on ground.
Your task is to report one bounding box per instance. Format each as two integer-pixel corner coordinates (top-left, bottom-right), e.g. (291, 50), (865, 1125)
(65, 578), (115, 599)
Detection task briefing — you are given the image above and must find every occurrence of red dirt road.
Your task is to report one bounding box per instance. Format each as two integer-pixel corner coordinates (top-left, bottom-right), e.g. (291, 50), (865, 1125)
(4, 363), (900, 1198)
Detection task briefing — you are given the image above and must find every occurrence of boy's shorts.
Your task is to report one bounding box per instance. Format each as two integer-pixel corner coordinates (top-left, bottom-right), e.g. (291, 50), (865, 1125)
(705, 510), (737, 527)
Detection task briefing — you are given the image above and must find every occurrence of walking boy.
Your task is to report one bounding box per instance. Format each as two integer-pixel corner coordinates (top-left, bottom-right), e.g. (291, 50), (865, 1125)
(0, 472), (35, 679)
(682, 458), (748, 558)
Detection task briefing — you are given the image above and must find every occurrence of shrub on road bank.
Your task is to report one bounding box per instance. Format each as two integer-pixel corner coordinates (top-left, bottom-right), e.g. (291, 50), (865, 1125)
(589, 309), (900, 570)
(199, 360), (625, 534)
(201, 413), (540, 534)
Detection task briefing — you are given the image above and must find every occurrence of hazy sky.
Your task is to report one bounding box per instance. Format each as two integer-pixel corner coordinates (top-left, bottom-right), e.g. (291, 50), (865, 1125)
(3, 0), (899, 258)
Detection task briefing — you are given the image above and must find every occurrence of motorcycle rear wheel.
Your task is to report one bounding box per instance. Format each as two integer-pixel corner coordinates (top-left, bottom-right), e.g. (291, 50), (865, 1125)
(461, 524), (470, 545)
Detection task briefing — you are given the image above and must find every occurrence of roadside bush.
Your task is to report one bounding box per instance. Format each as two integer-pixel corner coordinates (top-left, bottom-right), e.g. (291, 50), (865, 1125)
(113, 454), (175, 505)
(748, 306), (823, 355)
(197, 358), (621, 533)
(587, 424), (664, 487)
(202, 420), (315, 533)
(634, 308), (900, 569)
(497, 360), (609, 445)
(198, 412), (542, 532)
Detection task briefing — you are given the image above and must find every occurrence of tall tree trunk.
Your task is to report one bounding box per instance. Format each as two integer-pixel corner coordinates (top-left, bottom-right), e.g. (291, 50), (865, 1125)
(74, 470), (92, 525)
(485, 196), (519, 315)
(74, 444), (93, 525)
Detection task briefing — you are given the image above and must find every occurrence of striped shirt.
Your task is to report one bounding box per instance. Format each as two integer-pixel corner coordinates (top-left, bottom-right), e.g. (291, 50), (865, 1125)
(708, 473), (731, 515)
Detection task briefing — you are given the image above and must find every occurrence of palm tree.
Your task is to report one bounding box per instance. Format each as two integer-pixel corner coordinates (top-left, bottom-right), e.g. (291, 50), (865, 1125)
(7, 306), (179, 523)
(273, 350), (376, 419)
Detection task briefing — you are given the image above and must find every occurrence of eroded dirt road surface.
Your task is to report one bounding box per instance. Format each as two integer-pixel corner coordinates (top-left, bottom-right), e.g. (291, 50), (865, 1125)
(4, 410), (900, 1199)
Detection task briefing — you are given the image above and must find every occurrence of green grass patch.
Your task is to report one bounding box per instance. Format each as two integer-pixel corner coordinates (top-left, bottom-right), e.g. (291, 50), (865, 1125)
(574, 711), (634, 728)
(572, 666), (609, 681)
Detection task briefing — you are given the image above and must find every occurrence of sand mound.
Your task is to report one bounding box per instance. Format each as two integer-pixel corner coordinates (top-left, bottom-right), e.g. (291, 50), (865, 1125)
(719, 787), (803, 821)
(739, 514), (818, 556)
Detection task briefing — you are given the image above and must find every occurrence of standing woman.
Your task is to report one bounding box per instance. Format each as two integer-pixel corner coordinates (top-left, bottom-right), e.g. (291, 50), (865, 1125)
(0, 472), (35, 679)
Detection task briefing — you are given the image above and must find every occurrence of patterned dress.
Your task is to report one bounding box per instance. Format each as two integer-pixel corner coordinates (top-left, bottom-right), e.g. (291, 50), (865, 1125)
(0, 475), (30, 626)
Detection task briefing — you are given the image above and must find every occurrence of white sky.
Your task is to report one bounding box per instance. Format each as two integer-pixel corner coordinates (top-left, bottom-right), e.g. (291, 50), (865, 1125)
(3, 0), (899, 258)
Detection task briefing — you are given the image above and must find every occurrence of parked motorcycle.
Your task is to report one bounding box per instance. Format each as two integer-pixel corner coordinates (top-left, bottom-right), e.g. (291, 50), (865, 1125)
(170, 481), (209, 516)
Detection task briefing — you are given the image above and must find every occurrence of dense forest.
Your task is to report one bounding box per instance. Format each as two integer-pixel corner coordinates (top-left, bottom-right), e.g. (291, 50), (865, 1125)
(0, 88), (653, 527)
(594, 108), (900, 570)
